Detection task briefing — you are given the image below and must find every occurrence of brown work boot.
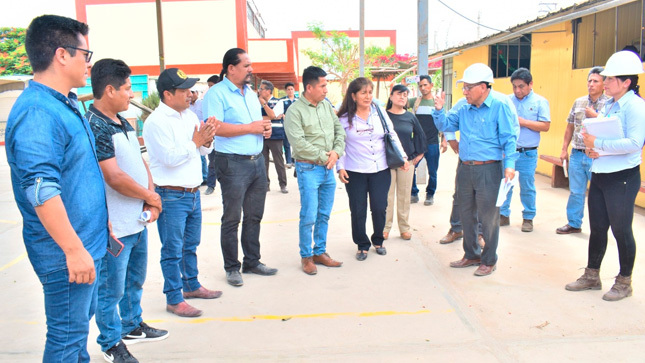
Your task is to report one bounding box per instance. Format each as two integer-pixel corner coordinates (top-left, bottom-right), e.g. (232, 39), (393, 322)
(313, 253), (342, 267)
(521, 219), (533, 232)
(183, 286), (222, 299)
(500, 215), (510, 226)
(602, 275), (633, 301)
(301, 257), (317, 275)
(440, 230), (463, 244)
(565, 268), (601, 291)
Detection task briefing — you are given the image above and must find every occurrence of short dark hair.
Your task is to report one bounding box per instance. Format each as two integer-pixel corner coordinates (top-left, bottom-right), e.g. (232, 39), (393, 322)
(25, 15), (89, 72)
(90, 59), (131, 99)
(261, 80), (274, 92)
(588, 66), (605, 80)
(510, 67), (532, 84)
(302, 66), (327, 91)
(220, 48), (246, 81)
(285, 82), (295, 89)
(419, 75), (432, 84)
(207, 75), (220, 84)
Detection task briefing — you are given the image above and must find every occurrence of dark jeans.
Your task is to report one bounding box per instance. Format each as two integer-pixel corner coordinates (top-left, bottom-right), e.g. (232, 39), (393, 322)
(449, 162), (482, 234)
(412, 143), (440, 197)
(284, 137), (293, 164)
(587, 166), (640, 276)
(457, 161), (502, 266)
(215, 153), (266, 271)
(262, 139), (287, 188)
(344, 169), (391, 251)
(206, 150), (217, 188)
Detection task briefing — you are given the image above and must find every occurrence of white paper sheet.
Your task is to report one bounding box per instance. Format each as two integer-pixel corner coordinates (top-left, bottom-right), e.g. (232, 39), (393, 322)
(496, 171), (519, 207)
(582, 116), (624, 156)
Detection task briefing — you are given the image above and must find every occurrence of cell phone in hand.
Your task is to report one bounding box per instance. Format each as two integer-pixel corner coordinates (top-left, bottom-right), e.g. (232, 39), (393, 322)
(107, 235), (124, 257)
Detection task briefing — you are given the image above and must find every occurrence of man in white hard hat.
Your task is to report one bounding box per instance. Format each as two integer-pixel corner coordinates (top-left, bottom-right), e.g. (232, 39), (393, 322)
(432, 63), (519, 276)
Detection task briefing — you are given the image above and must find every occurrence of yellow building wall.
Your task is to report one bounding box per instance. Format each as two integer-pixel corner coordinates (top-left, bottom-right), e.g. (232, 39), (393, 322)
(450, 22), (645, 206)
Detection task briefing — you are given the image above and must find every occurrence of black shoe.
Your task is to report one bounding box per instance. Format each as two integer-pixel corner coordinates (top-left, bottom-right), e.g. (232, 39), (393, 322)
(204, 186), (214, 195)
(226, 270), (244, 286)
(104, 340), (138, 363)
(375, 246), (387, 255)
(410, 195), (419, 203)
(355, 251), (368, 261)
(424, 195), (434, 206)
(242, 263), (278, 275)
(123, 322), (169, 345)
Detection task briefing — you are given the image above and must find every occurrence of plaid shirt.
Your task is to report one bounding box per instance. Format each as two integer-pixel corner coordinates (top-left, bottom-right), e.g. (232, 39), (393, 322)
(567, 94), (610, 149)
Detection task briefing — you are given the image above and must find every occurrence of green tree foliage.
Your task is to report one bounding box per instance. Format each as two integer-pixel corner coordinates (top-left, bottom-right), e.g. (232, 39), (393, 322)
(0, 27), (32, 76)
(302, 23), (359, 95)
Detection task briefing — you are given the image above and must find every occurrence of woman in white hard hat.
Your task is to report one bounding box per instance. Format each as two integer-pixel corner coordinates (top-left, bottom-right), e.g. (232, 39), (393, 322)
(565, 50), (645, 301)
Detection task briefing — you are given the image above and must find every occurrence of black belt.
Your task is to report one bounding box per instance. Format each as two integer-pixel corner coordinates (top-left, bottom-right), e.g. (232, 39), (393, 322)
(572, 148), (586, 153)
(517, 146), (538, 152)
(460, 160), (500, 165)
(214, 151), (262, 160)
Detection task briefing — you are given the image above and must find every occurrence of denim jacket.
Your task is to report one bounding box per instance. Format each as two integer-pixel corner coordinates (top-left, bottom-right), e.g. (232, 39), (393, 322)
(5, 80), (108, 276)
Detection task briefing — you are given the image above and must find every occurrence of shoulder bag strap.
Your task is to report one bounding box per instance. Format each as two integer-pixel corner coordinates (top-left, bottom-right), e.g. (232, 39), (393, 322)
(373, 103), (390, 134)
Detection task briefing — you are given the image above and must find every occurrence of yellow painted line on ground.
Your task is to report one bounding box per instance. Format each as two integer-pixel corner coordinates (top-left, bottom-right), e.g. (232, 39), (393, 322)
(203, 208), (350, 226)
(145, 308), (453, 324)
(0, 251), (27, 272)
(0, 219), (19, 224)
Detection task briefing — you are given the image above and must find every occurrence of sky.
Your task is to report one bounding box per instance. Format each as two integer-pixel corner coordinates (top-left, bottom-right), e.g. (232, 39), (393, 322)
(0, 0), (579, 55)
(255, 0), (579, 55)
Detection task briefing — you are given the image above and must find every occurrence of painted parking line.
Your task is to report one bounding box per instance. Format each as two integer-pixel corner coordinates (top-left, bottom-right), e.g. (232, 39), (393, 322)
(0, 251), (27, 272)
(146, 308), (451, 324)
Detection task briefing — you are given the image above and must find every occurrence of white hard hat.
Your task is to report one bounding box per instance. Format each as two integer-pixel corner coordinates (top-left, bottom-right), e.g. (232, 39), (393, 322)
(457, 63), (494, 84)
(601, 51), (644, 76)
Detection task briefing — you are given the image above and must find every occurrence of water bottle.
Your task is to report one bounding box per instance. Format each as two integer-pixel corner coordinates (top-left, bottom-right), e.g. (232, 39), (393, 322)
(139, 211), (152, 223)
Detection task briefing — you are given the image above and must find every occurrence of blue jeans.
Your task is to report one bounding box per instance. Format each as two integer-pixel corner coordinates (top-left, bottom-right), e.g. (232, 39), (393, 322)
(296, 162), (336, 257)
(156, 188), (202, 305)
(412, 143), (440, 197)
(201, 155), (208, 181)
(283, 137), (293, 164)
(40, 258), (101, 363)
(501, 149), (537, 220)
(566, 149), (592, 228)
(215, 153), (266, 271)
(96, 228), (147, 352)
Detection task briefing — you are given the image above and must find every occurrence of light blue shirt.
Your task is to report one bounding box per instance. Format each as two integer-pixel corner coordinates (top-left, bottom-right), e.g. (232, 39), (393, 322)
(592, 90), (645, 173)
(509, 90), (550, 148)
(442, 98), (469, 141)
(203, 76), (263, 155)
(433, 89), (519, 169)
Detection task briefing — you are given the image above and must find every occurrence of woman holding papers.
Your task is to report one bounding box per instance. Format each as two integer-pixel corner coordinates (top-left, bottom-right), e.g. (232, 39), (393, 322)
(565, 50), (645, 301)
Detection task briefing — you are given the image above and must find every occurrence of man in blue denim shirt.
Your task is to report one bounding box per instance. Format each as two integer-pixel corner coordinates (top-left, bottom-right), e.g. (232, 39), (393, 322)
(5, 15), (109, 362)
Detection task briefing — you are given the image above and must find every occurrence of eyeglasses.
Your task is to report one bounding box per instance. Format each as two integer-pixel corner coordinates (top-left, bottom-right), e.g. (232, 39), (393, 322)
(62, 45), (93, 63)
(462, 82), (483, 92)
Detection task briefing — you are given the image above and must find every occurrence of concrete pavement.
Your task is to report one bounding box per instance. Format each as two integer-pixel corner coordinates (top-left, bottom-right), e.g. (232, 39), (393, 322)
(0, 146), (644, 362)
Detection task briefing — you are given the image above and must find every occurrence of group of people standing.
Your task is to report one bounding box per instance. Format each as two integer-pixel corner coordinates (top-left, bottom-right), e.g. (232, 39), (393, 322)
(5, 13), (645, 363)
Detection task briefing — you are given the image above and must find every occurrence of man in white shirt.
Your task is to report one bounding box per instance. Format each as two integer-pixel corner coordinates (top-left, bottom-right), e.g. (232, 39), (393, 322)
(142, 68), (220, 318)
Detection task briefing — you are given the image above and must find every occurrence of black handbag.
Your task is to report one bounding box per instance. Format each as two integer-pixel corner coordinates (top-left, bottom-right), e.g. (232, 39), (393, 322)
(374, 104), (406, 169)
